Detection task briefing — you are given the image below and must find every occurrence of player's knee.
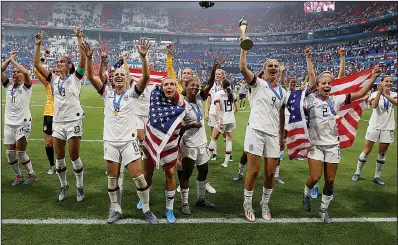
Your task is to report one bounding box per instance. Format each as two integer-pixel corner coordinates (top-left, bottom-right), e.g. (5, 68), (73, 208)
(197, 163), (208, 180)
(56, 158), (66, 172)
(16, 151), (29, 164)
(6, 150), (17, 164)
(72, 158), (83, 173)
(45, 139), (53, 148)
(133, 174), (148, 191)
(165, 168), (175, 182)
(182, 164), (194, 181)
(310, 174), (321, 183)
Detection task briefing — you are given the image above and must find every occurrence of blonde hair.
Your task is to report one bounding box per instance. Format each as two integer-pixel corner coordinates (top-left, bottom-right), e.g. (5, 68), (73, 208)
(316, 71), (334, 84)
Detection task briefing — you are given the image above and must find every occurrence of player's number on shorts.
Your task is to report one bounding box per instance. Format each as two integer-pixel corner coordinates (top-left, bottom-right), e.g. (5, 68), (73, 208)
(60, 88), (66, 97)
(322, 105), (328, 117)
(132, 142), (139, 153)
(74, 126), (81, 133)
(271, 97), (276, 106)
(224, 100), (233, 112)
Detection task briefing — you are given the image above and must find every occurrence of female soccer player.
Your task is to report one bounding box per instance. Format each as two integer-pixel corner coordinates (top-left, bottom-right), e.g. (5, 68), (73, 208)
(352, 75), (397, 185)
(2, 50), (36, 186)
(34, 27), (86, 202)
(81, 38), (158, 224)
(208, 79), (238, 167)
(178, 60), (219, 215)
(302, 65), (381, 224)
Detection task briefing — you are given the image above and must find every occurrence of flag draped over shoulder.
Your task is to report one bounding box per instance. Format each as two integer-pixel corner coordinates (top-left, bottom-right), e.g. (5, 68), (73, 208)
(143, 85), (186, 168)
(286, 68), (374, 160)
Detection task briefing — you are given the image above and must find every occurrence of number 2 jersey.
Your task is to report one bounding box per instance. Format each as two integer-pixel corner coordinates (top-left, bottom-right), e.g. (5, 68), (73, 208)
(3, 79), (32, 125)
(213, 90), (237, 124)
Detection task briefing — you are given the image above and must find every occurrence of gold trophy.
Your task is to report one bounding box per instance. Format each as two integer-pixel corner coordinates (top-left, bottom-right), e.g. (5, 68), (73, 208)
(239, 16), (253, 50)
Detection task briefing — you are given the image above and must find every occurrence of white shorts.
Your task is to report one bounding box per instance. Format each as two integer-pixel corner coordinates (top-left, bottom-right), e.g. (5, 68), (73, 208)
(3, 122), (32, 145)
(365, 127), (394, 144)
(104, 141), (141, 166)
(180, 142), (210, 166)
(307, 144), (340, 164)
(52, 119), (83, 141)
(208, 115), (216, 128)
(244, 124), (279, 158)
(216, 123), (236, 133)
(136, 115), (148, 130)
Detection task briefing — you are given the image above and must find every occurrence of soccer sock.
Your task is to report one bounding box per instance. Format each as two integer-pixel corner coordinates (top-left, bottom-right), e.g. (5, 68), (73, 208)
(18, 151), (34, 175)
(225, 140), (232, 163)
(56, 158), (68, 187)
(72, 158), (84, 188)
(133, 175), (150, 213)
(208, 139), (217, 155)
(197, 180), (206, 200)
(6, 150), (21, 176)
(374, 154), (386, 178)
(242, 100), (245, 107)
(238, 164), (246, 175)
(181, 188), (189, 205)
(275, 166), (280, 179)
(45, 146), (55, 167)
(304, 185), (312, 197)
(165, 190), (176, 210)
(108, 176), (122, 213)
(244, 189), (253, 205)
(261, 187), (273, 206)
(355, 152), (367, 175)
(320, 194), (331, 212)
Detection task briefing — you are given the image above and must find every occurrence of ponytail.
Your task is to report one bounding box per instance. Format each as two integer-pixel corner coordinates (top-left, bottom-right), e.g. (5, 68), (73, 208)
(222, 79), (233, 103)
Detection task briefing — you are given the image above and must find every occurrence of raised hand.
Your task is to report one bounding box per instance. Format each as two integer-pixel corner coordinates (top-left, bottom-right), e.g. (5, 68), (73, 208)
(213, 59), (220, 70)
(10, 50), (17, 61)
(74, 26), (83, 38)
(304, 47), (312, 58)
(136, 38), (151, 58)
(100, 53), (108, 62)
(377, 81), (385, 92)
(372, 64), (382, 77)
(80, 41), (93, 58)
(167, 43), (174, 56)
(122, 51), (128, 59)
(43, 50), (50, 57)
(337, 46), (346, 57)
(35, 33), (42, 46)
(279, 62), (286, 72)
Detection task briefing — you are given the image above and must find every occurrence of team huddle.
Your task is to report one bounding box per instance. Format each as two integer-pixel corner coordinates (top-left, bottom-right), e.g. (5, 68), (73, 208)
(2, 27), (396, 224)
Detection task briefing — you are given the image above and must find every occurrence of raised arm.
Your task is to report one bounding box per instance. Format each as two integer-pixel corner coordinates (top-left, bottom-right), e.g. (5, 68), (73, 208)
(10, 55), (31, 87)
(1, 51), (15, 86)
(166, 43), (177, 79)
(279, 62), (286, 88)
(305, 47), (316, 89)
(33, 33), (50, 79)
(135, 38), (151, 93)
(337, 46), (346, 79)
(201, 60), (220, 98)
(80, 41), (103, 91)
(351, 65), (381, 102)
(75, 27), (86, 70)
(98, 53), (107, 83)
(256, 69), (264, 78)
(240, 49), (255, 86)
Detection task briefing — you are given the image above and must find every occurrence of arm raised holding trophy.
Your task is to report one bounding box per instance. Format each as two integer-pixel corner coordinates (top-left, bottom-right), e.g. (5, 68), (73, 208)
(239, 16), (255, 86)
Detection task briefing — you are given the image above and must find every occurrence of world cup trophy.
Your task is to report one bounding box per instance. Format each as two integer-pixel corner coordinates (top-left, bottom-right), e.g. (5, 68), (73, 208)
(239, 16), (253, 50)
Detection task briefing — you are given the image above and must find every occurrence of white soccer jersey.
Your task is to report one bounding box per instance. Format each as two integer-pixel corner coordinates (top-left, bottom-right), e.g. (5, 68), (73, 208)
(304, 93), (347, 146)
(100, 85), (140, 142)
(247, 77), (288, 137)
(208, 83), (222, 116)
(239, 83), (248, 94)
(181, 93), (207, 148)
(3, 80), (32, 125)
(48, 72), (84, 123)
(213, 90), (237, 125)
(368, 91), (397, 130)
(132, 82), (156, 116)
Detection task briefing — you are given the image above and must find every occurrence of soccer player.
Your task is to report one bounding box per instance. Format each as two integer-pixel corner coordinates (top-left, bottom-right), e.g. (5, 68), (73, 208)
(178, 60), (219, 215)
(34, 51), (56, 174)
(209, 79), (238, 168)
(81, 38), (157, 224)
(2, 50), (36, 186)
(352, 75), (397, 185)
(239, 31), (287, 221)
(34, 27), (86, 202)
(238, 79), (248, 109)
(302, 65), (381, 224)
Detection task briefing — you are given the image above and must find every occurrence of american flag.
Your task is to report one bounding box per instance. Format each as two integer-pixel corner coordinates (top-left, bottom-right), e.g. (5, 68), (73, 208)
(286, 68), (374, 160)
(143, 85), (186, 168)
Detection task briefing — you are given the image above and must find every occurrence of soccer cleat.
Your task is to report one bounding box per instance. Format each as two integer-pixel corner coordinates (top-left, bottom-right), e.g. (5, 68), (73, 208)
(12, 175), (24, 186)
(351, 174), (360, 182)
(181, 203), (191, 215)
(165, 209), (176, 224)
(303, 195), (311, 212)
(280, 152), (284, 160)
(47, 166), (56, 175)
(233, 173), (243, 181)
(211, 154), (217, 161)
(229, 155), (233, 162)
(330, 193), (334, 201)
(58, 184), (70, 202)
(177, 185), (181, 193)
(373, 177), (385, 186)
(260, 202), (272, 221)
(196, 198), (215, 208)
(295, 158), (304, 161)
(206, 182), (216, 194)
(221, 162), (228, 168)
(105, 170), (108, 175)
(275, 177), (285, 185)
(144, 211), (158, 224)
(319, 209), (332, 224)
(23, 174), (36, 184)
(137, 200), (143, 210)
(107, 211), (123, 224)
(242, 107), (245, 110)
(243, 202), (255, 222)
(77, 187), (85, 201)
(311, 185), (319, 199)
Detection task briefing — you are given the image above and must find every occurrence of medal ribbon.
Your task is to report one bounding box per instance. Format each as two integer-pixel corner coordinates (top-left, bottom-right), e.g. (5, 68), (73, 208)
(185, 98), (202, 122)
(316, 93), (337, 116)
(267, 81), (283, 100)
(58, 74), (70, 95)
(383, 92), (390, 109)
(113, 89), (127, 112)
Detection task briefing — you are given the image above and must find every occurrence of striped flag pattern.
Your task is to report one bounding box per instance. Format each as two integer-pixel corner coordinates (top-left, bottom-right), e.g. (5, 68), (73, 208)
(286, 68), (374, 160)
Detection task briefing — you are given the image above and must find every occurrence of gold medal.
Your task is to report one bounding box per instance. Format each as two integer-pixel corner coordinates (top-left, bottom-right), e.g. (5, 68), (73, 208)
(114, 111), (118, 116)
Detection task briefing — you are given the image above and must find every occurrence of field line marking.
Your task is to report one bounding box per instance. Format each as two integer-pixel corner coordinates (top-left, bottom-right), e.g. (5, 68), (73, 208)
(1, 217), (396, 225)
(6, 138), (104, 142)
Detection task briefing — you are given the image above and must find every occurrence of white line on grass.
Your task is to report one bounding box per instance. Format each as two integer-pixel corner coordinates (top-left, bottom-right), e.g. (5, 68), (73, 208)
(24, 138), (103, 142)
(1, 217), (396, 225)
